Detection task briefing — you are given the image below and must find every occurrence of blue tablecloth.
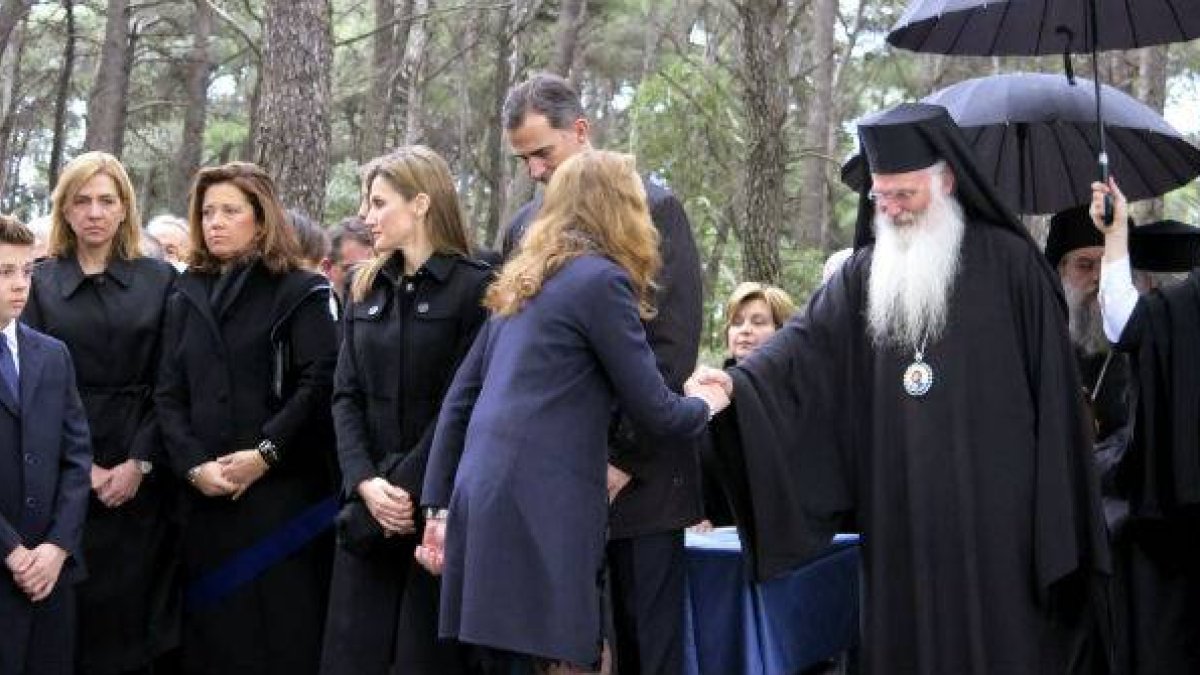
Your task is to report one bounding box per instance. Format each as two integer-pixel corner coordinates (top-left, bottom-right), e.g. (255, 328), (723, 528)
(683, 529), (861, 675)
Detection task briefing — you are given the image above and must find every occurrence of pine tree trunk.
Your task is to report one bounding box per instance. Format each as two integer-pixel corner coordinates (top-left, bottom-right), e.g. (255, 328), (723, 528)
(549, 0), (586, 78)
(0, 13), (24, 200)
(84, 0), (132, 155)
(171, 0), (213, 212)
(0, 0), (33, 58)
(798, 0), (835, 247)
(481, 3), (512, 248)
(401, 0), (429, 145)
(734, 0), (788, 283)
(256, 0), (333, 221)
(49, 0), (76, 189)
(360, 0), (395, 159)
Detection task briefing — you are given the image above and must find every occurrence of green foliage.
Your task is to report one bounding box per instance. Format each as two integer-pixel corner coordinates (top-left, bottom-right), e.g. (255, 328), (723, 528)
(324, 158), (363, 225)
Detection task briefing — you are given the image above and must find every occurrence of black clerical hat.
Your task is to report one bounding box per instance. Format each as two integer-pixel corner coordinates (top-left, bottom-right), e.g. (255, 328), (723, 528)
(859, 107), (941, 175)
(843, 103), (1025, 249)
(1130, 220), (1200, 272)
(1045, 205), (1106, 268)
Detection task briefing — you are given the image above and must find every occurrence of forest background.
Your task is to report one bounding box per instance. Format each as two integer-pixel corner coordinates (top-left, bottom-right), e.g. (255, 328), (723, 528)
(2, 0), (1198, 354)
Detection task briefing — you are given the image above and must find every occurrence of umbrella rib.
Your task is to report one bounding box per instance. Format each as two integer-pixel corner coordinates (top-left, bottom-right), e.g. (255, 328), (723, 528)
(1081, 0), (1094, 51)
(1034, 0), (1054, 56)
(1165, 0), (1187, 43)
(988, 2), (1012, 55)
(1125, 0), (1140, 47)
(1106, 129), (1152, 199)
(1050, 123), (1083, 213)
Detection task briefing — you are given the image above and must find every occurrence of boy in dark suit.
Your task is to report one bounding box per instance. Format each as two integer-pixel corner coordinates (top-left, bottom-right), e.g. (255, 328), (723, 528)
(0, 214), (91, 675)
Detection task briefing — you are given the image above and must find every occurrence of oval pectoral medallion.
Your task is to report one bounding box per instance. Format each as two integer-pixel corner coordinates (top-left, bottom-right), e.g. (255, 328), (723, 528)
(903, 360), (934, 397)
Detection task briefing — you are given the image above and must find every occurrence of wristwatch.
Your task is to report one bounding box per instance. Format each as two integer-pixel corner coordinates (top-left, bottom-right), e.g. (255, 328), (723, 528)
(257, 439), (281, 467)
(136, 460), (153, 475)
(423, 507), (449, 521)
(186, 465), (202, 485)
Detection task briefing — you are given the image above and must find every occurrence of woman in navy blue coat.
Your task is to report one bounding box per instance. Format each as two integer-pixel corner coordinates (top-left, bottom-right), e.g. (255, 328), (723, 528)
(417, 150), (727, 672)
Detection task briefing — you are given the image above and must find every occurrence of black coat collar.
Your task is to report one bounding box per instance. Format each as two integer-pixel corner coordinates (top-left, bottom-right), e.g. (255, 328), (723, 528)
(378, 251), (458, 286)
(50, 254), (135, 298)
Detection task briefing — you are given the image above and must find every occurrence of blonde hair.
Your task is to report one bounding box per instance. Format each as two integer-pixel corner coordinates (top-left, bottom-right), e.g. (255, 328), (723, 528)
(351, 146), (472, 302)
(49, 151), (142, 259)
(486, 150), (660, 318)
(185, 162), (302, 274)
(723, 282), (797, 334)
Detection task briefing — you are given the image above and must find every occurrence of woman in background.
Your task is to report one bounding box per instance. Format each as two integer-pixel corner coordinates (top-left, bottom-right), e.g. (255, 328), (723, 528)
(695, 282), (796, 529)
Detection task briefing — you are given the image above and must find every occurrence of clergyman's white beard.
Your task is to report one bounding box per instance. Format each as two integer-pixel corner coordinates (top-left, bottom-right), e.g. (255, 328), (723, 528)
(867, 188), (966, 351)
(1064, 282), (1108, 356)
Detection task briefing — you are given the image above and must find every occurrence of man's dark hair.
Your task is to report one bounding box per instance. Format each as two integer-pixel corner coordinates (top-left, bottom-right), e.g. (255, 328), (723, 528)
(0, 214), (34, 246)
(329, 216), (373, 264)
(287, 209), (330, 265)
(502, 73), (586, 131)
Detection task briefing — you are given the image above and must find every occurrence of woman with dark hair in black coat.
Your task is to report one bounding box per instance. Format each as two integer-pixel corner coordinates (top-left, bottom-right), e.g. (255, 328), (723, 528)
(155, 162), (337, 675)
(319, 146), (490, 675)
(24, 151), (179, 675)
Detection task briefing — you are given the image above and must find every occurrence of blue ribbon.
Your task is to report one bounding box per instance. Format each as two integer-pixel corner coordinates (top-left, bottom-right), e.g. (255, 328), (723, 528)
(185, 496), (338, 612)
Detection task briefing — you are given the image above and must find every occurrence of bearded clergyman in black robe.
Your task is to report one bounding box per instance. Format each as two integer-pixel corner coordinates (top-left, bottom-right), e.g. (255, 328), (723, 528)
(1045, 206), (1134, 531)
(691, 103), (1112, 674)
(1090, 180), (1200, 675)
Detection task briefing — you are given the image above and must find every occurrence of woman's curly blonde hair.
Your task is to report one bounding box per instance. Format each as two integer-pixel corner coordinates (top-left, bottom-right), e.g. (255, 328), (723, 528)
(486, 150), (661, 319)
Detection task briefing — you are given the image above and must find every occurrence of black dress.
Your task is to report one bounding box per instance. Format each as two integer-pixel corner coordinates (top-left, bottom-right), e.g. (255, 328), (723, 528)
(320, 252), (490, 675)
(155, 260), (337, 675)
(23, 255), (179, 675)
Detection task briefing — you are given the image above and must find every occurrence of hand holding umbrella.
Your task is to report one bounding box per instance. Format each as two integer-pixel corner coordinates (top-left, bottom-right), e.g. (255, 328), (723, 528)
(1090, 177), (1129, 261)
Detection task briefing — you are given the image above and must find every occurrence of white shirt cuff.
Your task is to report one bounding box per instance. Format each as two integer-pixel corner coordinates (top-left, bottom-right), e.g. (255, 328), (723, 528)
(1099, 256), (1138, 343)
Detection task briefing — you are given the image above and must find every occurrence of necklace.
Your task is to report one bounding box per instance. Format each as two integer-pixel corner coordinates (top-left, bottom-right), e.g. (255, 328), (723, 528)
(902, 334), (934, 397)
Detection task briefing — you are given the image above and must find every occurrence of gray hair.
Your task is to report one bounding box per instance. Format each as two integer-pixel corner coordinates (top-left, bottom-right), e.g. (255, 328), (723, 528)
(502, 73), (586, 131)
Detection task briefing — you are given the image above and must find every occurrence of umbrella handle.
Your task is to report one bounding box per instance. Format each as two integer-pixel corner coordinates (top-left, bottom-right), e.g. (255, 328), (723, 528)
(1090, 0), (1113, 225)
(1099, 152), (1114, 225)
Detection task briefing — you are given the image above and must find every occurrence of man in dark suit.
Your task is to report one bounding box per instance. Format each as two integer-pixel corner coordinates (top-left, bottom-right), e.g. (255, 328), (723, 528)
(0, 214), (92, 675)
(499, 73), (704, 674)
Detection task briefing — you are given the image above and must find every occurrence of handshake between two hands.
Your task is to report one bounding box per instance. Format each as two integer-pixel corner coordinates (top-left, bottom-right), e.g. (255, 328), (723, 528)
(684, 365), (734, 419)
(412, 365), (736, 579)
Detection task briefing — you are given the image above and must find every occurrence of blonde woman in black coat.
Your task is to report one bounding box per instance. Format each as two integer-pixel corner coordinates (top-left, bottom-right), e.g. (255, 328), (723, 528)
(24, 152), (178, 675)
(155, 162), (337, 675)
(319, 146), (490, 675)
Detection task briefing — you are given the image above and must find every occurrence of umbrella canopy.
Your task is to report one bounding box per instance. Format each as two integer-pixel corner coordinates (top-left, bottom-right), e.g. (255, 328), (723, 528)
(920, 72), (1200, 214)
(888, 0), (1200, 56)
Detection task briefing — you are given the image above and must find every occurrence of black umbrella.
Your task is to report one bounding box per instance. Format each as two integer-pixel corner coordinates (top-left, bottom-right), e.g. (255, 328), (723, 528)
(889, 0), (1200, 56)
(919, 72), (1200, 214)
(887, 0), (1200, 219)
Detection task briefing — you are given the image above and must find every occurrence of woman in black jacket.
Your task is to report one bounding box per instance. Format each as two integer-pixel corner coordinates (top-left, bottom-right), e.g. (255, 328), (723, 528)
(695, 282), (797, 529)
(155, 162), (337, 675)
(24, 151), (178, 675)
(319, 146), (490, 675)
